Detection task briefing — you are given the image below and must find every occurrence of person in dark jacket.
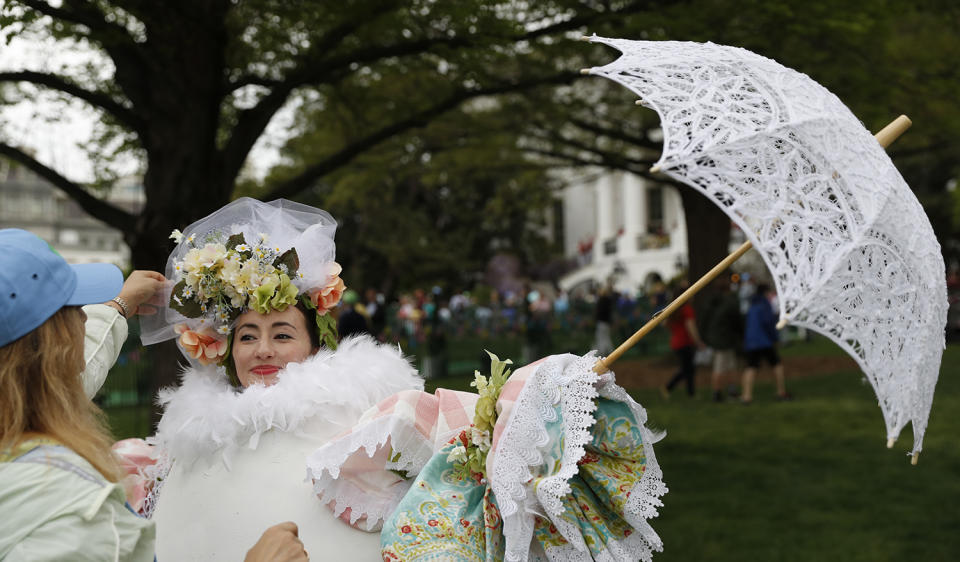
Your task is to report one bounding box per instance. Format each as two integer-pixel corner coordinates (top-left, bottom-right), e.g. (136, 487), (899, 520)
(740, 284), (790, 403)
(703, 278), (743, 402)
(337, 290), (370, 339)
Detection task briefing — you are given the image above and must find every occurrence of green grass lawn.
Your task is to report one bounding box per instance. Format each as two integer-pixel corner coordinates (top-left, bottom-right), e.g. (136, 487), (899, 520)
(632, 343), (960, 561)
(107, 340), (959, 560)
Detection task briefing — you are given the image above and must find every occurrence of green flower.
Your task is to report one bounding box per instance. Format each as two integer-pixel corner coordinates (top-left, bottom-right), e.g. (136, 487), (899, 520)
(270, 274), (299, 311)
(474, 393), (497, 434)
(249, 275), (280, 314)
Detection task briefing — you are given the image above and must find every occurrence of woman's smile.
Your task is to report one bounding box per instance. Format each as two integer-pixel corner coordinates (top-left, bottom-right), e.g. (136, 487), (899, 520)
(251, 365), (280, 376)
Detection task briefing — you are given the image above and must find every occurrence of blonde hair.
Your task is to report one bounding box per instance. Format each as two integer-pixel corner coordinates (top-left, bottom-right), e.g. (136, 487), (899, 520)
(0, 307), (121, 482)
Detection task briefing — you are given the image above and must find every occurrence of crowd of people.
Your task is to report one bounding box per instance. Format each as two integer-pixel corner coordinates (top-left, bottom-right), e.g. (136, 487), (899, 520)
(334, 273), (794, 403)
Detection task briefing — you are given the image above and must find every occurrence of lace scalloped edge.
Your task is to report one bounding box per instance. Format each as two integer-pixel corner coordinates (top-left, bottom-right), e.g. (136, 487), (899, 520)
(490, 353), (602, 562)
(138, 447), (171, 520)
(305, 413), (434, 525)
(306, 414), (434, 480)
(597, 382), (669, 526)
(313, 474), (412, 531)
(541, 519), (664, 562)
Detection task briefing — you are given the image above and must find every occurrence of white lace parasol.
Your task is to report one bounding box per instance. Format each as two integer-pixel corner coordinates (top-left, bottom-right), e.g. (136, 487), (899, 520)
(582, 37), (948, 456)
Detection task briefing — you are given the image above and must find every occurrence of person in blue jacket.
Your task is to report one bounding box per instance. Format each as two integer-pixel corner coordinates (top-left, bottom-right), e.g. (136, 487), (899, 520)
(740, 283), (791, 403)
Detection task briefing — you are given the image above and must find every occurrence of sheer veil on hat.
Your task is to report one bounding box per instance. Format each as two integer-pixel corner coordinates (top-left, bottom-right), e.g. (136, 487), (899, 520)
(140, 198), (337, 346)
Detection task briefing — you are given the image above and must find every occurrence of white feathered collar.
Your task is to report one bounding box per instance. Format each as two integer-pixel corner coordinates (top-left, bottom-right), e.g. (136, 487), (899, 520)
(151, 336), (422, 469)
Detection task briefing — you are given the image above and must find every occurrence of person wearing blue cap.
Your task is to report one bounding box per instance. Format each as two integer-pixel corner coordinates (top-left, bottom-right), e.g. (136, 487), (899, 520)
(0, 229), (309, 561)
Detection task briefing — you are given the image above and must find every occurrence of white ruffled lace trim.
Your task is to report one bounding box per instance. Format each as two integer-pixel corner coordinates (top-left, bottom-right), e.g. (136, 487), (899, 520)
(306, 413), (435, 528)
(597, 381), (668, 529)
(491, 355), (668, 562)
(490, 353), (601, 562)
(138, 449), (171, 520)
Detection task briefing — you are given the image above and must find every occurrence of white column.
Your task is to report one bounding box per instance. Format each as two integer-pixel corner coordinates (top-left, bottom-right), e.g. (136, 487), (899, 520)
(595, 173), (616, 242)
(621, 174), (647, 256)
(667, 187), (687, 251)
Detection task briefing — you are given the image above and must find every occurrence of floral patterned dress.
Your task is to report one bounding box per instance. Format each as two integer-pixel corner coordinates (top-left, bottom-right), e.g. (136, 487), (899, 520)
(308, 352), (668, 561)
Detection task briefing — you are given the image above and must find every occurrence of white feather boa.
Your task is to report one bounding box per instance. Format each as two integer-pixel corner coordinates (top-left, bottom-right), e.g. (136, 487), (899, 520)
(151, 335), (423, 470)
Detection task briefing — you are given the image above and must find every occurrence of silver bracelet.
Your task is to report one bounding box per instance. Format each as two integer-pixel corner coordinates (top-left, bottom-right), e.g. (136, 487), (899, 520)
(112, 296), (130, 318)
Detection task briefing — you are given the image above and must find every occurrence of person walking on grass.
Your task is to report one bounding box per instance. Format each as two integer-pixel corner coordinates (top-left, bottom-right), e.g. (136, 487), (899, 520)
(740, 283), (791, 403)
(704, 277), (743, 402)
(661, 278), (706, 399)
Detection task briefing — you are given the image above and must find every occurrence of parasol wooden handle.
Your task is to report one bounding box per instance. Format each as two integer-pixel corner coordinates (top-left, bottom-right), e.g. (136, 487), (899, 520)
(594, 115), (913, 374)
(875, 115), (912, 149)
(593, 241), (753, 374)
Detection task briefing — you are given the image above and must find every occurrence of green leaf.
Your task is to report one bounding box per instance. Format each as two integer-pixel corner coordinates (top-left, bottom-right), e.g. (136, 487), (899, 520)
(300, 294), (317, 311)
(225, 233), (246, 251)
(273, 248), (300, 277)
(169, 280), (203, 318)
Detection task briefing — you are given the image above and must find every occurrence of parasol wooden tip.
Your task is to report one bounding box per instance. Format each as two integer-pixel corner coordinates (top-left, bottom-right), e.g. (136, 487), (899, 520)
(580, 35), (592, 41)
(650, 164), (662, 173)
(911, 452), (919, 465)
(875, 115), (912, 148)
(776, 318), (788, 330)
(635, 99), (644, 105)
(580, 68), (592, 75)
(592, 358), (611, 374)
(886, 438), (895, 448)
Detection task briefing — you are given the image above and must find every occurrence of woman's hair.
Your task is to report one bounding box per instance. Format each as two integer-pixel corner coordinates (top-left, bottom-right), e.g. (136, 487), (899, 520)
(0, 307), (122, 482)
(224, 299), (322, 387)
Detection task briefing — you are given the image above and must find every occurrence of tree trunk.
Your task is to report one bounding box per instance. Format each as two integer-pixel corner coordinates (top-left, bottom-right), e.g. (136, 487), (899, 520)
(677, 185), (733, 323)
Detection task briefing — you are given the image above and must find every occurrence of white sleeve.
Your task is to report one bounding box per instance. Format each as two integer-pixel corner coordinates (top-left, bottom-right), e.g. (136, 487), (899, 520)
(81, 303), (129, 400)
(5, 486), (156, 562)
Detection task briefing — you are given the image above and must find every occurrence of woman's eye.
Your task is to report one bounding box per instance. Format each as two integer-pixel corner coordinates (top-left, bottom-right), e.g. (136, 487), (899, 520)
(275, 333), (293, 340)
(239, 334), (255, 342)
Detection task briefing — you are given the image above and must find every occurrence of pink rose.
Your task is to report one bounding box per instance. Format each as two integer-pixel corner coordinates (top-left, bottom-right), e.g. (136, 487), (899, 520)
(308, 262), (345, 315)
(175, 324), (229, 365)
(112, 438), (157, 514)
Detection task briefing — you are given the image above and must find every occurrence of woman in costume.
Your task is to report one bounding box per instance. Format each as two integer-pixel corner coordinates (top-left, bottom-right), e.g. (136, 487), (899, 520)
(130, 197), (668, 561)
(130, 198), (422, 560)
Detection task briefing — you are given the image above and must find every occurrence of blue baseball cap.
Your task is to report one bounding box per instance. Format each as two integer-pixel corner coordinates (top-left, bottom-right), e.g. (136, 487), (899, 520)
(0, 229), (123, 347)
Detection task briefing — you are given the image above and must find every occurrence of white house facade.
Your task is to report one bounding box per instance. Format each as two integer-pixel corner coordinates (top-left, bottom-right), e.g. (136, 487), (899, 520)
(0, 159), (143, 267)
(558, 169), (688, 294)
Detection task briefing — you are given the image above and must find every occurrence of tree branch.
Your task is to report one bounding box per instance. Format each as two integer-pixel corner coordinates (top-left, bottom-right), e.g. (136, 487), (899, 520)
(221, 33), (480, 184)
(521, 0), (678, 40)
(226, 0), (403, 95)
(524, 126), (657, 177)
(263, 72), (580, 201)
(15, 0), (113, 32)
(567, 116), (661, 151)
(0, 71), (144, 134)
(0, 143), (136, 232)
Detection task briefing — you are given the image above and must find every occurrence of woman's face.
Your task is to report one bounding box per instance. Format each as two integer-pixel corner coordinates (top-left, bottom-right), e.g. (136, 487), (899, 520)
(232, 306), (316, 387)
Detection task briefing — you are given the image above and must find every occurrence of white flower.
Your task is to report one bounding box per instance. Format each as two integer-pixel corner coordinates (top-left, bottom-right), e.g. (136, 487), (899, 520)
(470, 427), (492, 452)
(446, 444), (467, 464)
(217, 325), (231, 335)
(236, 244), (249, 252)
(258, 233), (269, 243)
(169, 229), (184, 243)
(187, 233), (196, 243)
(172, 295), (183, 306)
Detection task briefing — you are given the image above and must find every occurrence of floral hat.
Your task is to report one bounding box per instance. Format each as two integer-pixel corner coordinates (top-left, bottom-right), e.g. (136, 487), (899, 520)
(141, 198), (345, 367)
